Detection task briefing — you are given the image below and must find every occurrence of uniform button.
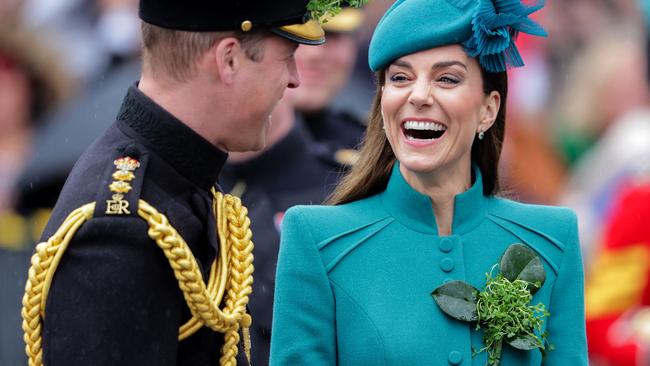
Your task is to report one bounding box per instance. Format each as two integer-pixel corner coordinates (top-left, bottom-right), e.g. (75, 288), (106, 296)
(440, 258), (455, 272)
(438, 238), (453, 253)
(448, 350), (462, 364)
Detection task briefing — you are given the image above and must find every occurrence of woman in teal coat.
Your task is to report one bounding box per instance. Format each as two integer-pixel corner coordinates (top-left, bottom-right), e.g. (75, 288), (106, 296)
(270, 0), (588, 364)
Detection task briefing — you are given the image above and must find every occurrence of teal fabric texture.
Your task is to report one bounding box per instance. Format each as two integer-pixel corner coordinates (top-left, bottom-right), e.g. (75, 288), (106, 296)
(270, 163), (588, 365)
(367, 0), (547, 72)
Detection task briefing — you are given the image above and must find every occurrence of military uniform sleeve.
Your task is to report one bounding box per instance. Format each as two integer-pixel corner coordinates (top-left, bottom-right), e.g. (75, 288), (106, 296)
(43, 215), (184, 366)
(270, 207), (336, 365)
(543, 211), (588, 365)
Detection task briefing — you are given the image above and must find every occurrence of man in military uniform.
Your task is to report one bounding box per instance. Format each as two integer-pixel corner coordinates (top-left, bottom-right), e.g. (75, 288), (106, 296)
(20, 1), (328, 365)
(287, 6), (367, 154)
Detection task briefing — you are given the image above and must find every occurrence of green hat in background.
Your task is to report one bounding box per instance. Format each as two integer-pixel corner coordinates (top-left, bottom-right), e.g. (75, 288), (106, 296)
(368, 0), (547, 72)
(322, 6), (365, 33)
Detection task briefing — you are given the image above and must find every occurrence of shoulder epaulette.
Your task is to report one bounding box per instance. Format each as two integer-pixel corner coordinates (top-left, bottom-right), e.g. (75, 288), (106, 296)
(309, 141), (360, 169)
(94, 145), (148, 218)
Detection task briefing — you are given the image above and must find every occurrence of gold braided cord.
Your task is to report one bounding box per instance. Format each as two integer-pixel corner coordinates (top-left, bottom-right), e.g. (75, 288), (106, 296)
(21, 203), (96, 366)
(139, 192), (254, 366)
(178, 259), (221, 338)
(178, 190), (231, 339)
(21, 192), (254, 366)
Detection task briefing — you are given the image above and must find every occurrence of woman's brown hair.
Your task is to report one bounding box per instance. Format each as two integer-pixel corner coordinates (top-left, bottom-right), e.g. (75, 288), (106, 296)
(327, 66), (508, 205)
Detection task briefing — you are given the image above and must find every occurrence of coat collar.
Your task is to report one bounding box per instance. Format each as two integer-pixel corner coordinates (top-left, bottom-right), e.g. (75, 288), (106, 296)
(380, 162), (488, 236)
(115, 85), (227, 191)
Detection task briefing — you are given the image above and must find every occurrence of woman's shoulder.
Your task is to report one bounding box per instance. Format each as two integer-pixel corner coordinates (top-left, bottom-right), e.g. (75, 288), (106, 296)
(490, 196), (577, 221)
(488, 196), (578, 245)
(283, 194), (391, 242)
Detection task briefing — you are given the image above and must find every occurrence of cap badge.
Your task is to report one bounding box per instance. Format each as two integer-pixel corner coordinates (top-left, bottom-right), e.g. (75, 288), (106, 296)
(241, 20), (253, 32)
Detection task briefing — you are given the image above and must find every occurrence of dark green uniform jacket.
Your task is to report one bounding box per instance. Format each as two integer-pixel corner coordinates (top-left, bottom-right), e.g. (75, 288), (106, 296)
(40, 86), (228, 366)
(302, 109), (365, 150)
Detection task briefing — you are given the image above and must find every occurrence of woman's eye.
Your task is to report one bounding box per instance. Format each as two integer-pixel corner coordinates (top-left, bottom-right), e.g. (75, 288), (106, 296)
(389, 74), (408, 82)
(439, 76), (459, 84)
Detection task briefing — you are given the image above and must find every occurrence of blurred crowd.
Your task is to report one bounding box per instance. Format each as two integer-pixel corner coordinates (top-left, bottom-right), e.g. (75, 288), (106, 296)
(1, 0), (650, 365)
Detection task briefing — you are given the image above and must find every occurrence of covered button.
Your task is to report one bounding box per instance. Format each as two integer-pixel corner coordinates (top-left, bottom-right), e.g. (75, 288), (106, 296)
(448, 350), (463, 365)
(440, 258), (455, 272)
(438, 237), (454, 253)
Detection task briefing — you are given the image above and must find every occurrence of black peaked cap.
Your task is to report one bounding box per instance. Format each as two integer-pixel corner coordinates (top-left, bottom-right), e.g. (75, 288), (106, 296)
(140, 0), (310, 32)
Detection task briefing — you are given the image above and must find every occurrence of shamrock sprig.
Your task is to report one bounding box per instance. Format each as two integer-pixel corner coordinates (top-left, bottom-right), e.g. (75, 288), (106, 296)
(431, 244), (550, 366)
(306, 0), (368, 23)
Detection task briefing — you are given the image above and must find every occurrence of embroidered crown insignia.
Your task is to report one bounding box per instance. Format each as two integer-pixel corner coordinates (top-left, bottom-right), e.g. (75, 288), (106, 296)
(114, 157), (140, 172)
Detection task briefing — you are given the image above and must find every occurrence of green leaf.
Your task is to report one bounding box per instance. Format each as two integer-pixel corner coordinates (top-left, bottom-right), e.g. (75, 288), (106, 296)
(507, 334), (542, 350)
(431, 280), (479, 322)
(307, 0), (368, 22)
(500, 244), (546, 294)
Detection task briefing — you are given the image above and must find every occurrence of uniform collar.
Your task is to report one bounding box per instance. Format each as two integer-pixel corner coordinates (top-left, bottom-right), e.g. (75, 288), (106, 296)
(116, 85), (227, 190)
(380, 162), (488, 236)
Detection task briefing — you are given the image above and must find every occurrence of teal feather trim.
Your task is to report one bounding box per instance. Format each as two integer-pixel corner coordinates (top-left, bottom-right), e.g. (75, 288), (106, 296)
(463, 0), (547, 72)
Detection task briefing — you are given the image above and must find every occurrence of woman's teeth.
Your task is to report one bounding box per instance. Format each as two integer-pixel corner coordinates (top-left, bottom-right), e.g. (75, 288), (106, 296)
(403, 121), (447, 140)
(403, 121), (447, 131)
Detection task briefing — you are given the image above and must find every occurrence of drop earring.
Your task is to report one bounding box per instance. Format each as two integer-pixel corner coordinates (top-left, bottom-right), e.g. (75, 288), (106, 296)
(478, 130), (485, 140)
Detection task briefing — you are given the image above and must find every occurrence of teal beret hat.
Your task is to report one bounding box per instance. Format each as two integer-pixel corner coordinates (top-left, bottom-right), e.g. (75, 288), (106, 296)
(368, 0), (547, 72)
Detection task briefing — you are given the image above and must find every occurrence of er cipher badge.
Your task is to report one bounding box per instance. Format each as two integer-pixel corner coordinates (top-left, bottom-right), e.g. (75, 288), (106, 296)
(106, 157), (140, 215)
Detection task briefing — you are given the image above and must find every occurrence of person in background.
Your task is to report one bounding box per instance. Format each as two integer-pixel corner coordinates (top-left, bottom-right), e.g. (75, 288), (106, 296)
(582, 1), (650, 364)
(19, 0), (333, 365)
(585, 179), (650, 365)
(558, 20), (650, 263)
(0, 25), (72, 214)
(20, 0), (141, 85)
(0, 22), (73, 366)
(220, 12), (368, 365)
(270, 0), (587, 364)
(287, 5), (367, 156)
(221, 95), (344, 365)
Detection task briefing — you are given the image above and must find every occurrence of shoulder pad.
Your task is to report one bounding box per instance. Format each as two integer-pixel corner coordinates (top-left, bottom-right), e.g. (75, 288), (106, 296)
(93, 144), (149, 218)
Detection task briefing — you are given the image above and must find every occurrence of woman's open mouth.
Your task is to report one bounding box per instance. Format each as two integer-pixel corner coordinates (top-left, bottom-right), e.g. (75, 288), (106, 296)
(402, 120), (447, 141)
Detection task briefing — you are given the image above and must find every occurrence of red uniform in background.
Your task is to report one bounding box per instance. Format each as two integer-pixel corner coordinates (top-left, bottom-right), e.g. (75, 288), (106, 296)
(586, 182), (650, 365)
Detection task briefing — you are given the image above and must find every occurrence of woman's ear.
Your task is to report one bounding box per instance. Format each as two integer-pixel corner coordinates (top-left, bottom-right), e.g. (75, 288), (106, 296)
(213, 37), (243, 85)
(479, 90), (501, 131)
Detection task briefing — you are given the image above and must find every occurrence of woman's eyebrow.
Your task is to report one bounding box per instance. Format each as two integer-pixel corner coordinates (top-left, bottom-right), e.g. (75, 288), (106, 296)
(390, 59), (412, 69)
(432, 60), (467, 70)
(390, 59), (467, 70)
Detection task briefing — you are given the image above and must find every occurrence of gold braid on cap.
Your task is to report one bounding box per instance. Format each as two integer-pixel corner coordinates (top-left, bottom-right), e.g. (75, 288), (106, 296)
(21, 190), (254, 366)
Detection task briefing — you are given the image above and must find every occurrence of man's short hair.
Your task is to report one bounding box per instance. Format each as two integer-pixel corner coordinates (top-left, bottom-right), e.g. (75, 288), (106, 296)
(141, 22), (268, 83)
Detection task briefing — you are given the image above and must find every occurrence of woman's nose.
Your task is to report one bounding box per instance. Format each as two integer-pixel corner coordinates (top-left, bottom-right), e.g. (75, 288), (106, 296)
(407, 80), (434, 109)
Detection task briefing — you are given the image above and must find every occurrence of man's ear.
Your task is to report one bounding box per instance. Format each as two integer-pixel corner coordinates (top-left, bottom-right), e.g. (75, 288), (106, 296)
(479, 90), (501, 132)
(213, 37), (243, 85)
